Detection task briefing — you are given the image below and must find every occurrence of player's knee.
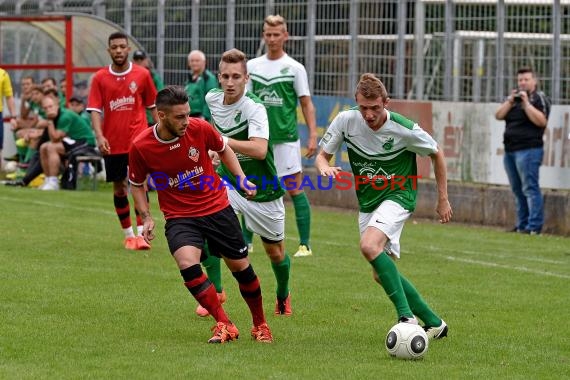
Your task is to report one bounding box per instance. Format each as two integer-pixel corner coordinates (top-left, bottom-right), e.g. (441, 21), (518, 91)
(114, 187), (128, 197)
(266, 249), (285, 263)
(360, 240), (382, 260)
(179, 263), (202, 282)
(260, 237), (284, 261)
(232, 264), (257, 284)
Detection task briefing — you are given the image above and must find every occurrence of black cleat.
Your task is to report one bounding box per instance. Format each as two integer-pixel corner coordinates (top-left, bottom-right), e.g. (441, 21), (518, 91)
(3, 180), (26, 187)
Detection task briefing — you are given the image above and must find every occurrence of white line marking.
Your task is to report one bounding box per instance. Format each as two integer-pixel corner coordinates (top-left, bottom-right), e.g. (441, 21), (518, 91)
(0, 196), (116, 216)
(443, 255), (570, 279)
(427, 245), (567, 265)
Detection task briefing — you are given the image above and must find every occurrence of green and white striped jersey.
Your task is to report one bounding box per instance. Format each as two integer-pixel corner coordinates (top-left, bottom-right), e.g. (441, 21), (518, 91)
(246, 54), (311, 144)
(206, 89), (285, 202)
(320, 108), (438, 212)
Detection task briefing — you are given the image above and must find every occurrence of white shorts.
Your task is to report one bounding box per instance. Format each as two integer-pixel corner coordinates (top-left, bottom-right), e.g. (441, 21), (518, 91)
(228, 188), (285, 242)
(358, 200), (411, 258)
(273, 140), (302, 177)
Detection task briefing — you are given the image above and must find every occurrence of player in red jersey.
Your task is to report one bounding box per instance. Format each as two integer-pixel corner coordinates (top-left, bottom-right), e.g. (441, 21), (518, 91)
(87, 32), (158, 251)
(128, 85), (273, 343)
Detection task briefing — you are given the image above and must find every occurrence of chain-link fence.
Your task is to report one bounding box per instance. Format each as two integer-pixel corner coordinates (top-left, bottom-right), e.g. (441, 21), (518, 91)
(1, 0), (568, 103)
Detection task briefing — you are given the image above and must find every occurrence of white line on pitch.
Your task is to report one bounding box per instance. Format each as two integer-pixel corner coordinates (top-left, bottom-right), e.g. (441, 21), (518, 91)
(286, 237), (569, 269)
(444, 255), (570, 279)
(0, 196), (116, 216)
(427, 245), (566, 265)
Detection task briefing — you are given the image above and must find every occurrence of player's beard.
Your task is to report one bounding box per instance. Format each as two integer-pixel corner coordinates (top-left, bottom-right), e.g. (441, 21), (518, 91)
(163, 121), (186, 138)
(111, 55), (128, 68)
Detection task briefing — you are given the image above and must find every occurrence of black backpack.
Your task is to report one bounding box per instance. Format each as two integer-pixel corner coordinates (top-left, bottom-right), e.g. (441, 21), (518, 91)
(60, 144), (101, 190)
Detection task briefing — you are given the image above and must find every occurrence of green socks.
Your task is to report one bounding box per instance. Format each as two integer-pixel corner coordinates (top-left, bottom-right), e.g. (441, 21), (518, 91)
(16, 145), (28, 162)
(291, 192), (311, 247)
(201, 249), (223, 293)
(271, 254), (291, 299)
(369, 252), (413, 319)
(400, 274), (442, 327)
(241, 214), (253, 246)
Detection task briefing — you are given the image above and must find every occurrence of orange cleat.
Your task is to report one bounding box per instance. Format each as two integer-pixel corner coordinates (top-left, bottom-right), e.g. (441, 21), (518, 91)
(208, 321), (239, 343)
(124, 236), (138, 250)
(251, 322), (273, 343)
(135, 235), (151, 250)
(274, 293), (292, 316)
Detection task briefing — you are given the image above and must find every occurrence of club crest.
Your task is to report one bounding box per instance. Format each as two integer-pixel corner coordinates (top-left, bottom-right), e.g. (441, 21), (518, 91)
(188, 146), (200, 162)
(234, 110), (242, 124)
(383, 137), (394, 151)
(129, 81), (138, 94)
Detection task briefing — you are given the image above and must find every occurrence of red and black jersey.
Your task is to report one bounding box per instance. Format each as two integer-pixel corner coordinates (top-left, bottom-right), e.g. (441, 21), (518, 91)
(87, 62), (158, 154)
(129, 117), (230, 219)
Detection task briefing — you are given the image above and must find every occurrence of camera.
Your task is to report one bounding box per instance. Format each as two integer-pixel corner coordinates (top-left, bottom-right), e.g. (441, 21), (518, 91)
(513, 89), (526, 102)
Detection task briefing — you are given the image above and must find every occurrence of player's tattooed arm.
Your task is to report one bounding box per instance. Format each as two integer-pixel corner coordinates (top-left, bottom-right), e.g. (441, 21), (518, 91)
(131, 183), (155, 242)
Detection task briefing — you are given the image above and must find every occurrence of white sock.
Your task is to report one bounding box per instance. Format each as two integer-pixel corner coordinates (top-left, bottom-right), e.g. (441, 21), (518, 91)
(137, 225), (143, 236)
(47, 176), (58, 183)
(123, 227), (135, 238)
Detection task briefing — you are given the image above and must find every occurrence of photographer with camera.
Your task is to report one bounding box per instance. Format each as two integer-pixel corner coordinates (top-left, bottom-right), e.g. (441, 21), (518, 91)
(495, 67), (550, 235)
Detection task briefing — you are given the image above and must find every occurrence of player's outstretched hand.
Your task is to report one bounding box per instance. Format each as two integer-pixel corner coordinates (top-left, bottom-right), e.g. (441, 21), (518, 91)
(436, 199), (453, 224)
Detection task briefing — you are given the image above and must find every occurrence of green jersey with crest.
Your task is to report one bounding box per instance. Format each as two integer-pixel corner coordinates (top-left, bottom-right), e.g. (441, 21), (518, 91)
(206, 88), (285, 202)
(246, 54), (311, 144)
(320, 109), (438, 212)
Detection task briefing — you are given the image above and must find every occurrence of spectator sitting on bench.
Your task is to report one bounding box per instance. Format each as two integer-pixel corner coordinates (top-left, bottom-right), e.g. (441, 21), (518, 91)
(68, 95), (91, 127)
(38, 95), (96, 191)
(10, 85), (50, 167)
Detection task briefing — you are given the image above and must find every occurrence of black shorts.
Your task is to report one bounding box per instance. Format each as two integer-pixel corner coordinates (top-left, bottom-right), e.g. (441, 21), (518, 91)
(164, 205), (248, 261)
(62, 138), (89, 154)
(103, 153), (128, 183)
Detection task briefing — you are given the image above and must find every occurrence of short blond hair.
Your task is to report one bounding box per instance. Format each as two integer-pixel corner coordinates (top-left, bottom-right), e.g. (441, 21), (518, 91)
(355, 73), (388, 100)
(264, 14), (287, 32)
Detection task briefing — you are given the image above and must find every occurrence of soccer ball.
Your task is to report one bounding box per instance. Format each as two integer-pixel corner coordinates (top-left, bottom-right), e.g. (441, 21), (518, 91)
(4, 161), (18, 173)
(385, 322), (429, 359)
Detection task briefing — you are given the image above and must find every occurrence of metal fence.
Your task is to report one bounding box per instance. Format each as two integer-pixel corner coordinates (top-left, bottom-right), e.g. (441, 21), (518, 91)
(1, 0), (568, 104)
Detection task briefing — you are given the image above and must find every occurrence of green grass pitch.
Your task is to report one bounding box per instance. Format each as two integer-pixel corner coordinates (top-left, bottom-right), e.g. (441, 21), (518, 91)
(0, 185), (568, 379)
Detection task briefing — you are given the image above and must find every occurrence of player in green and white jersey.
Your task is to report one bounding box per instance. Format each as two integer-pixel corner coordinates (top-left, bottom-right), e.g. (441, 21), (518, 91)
(205, 49), (293, 316)
(315, 73), (452, 339)
(246, 15), (318, 258)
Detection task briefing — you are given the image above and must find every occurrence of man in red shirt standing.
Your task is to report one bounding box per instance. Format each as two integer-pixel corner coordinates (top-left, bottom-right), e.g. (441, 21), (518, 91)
(129, 85), (273, 343)
(87, 32), (158, 251)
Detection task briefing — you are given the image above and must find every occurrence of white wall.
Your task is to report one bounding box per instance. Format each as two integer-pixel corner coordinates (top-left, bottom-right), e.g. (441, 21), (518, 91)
(431, 102), (570, 189)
